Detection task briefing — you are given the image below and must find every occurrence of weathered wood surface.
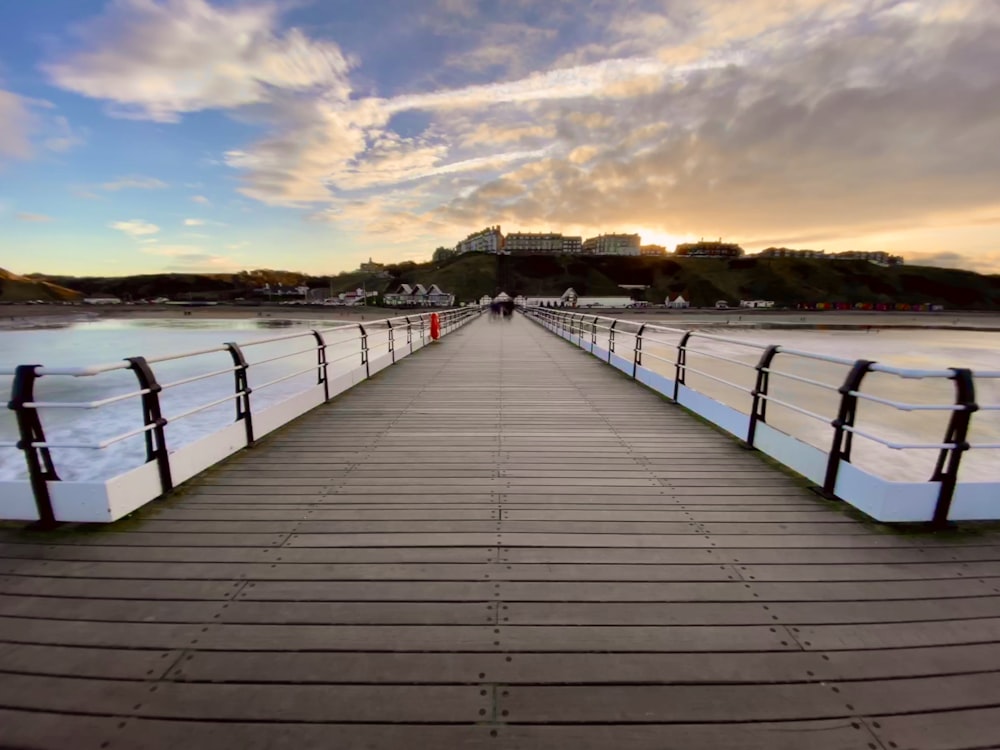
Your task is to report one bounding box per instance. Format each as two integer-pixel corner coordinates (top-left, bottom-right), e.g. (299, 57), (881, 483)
(1, 313), (999, 749)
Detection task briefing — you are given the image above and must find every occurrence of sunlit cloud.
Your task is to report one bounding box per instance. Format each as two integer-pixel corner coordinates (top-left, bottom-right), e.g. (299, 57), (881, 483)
(0, 89), (35, 162)
(16, 212), (54, 223)
(191, 195), (210, 205)
(44, 0), (353, 123)
(102, 175), (167, 191)
(109, 219), (160, 237)
(183, 218), (205, 226)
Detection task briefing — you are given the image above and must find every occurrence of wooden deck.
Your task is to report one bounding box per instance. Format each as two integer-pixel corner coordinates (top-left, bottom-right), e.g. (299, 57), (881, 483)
(2, 313), (1000, 749)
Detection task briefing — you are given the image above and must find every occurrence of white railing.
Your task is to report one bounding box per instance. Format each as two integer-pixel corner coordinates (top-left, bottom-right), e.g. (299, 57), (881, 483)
(1, 307), (480, 524)
(523, 306), (999, 525)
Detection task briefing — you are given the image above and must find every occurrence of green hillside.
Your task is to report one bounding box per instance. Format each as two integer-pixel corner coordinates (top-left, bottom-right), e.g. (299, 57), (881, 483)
(0, 268), (83, 302)
(411, 255), (1000, 309)
(17, 255), (1000, 308)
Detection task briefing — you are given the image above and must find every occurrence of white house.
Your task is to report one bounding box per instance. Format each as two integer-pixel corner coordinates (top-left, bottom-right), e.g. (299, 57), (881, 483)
(667, 294), (690, 309)
(384, 283), (455, 307)
(739, 299), (775, 309)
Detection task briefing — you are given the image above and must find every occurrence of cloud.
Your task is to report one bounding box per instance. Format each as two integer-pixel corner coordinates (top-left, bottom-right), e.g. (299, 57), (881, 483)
(0, 89), (34, 162)
(16, 212), (55, 223)
(109, 219), (160, 237)
(102, 175), (167, 191)
(183, 218), (205, 226)
(44, 0), (352, 122)
(42, 115), (87, 153)
(191, 195), (210, 205)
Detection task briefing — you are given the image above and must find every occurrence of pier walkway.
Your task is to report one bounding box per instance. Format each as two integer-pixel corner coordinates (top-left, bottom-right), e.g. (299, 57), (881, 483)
(2, 314), (1000, 749)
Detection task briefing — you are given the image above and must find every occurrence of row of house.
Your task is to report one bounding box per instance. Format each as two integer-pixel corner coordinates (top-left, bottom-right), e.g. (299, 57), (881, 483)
(758, 248), (903, 266)
(383, 283), (455, 308)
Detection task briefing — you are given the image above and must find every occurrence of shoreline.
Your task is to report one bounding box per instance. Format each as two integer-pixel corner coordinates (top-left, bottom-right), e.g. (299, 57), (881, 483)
(2, 304), (1000, 332)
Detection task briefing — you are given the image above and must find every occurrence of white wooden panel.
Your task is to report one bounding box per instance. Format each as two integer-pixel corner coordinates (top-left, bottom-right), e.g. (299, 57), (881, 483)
(106, 462), (166, 520)
(0, 481), (41, 521)
(635, 365), (675, 400)
(49, 479), (114, 523)
(169, 421), (248, 486)
(677, 385), (751, 440)
(753, 422), (828, 486)
(253, 384), (326, 438)
(609, 353), (632, 375)
(368, 352), (393, 376)
(942, 482), (1000, 521)
(833, 460), (938, 522)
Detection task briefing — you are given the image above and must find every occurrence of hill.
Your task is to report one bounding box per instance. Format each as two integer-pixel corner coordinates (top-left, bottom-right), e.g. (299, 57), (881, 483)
(0, 268), (83, 302)
(15, 255), (1000, 309)
(377, 254), (1000, 309)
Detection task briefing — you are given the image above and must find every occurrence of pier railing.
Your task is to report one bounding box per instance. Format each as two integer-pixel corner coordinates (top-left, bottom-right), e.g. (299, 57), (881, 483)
(1, 307), (480, 524)
(523, 306), (999, 524)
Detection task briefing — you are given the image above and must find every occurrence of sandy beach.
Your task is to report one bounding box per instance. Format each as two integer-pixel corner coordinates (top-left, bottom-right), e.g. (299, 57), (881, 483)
(2, 303), (1000, 331)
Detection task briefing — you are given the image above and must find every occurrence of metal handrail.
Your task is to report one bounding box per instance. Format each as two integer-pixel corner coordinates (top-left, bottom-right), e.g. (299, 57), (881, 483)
(523, 305), (997, 526)
(3, 306), (481, 523)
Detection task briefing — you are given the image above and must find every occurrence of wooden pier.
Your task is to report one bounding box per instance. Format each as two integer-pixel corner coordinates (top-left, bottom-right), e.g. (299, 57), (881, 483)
(2, 314), (1000, 749)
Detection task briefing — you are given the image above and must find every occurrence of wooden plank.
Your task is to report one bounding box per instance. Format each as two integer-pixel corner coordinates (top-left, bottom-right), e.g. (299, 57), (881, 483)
(0, 576), (243, 600)
(866, 706), (1000, 750)
(0, 643), (179, 679)
(503, 597), (1000, 625)
(481, 722), (873, 750)
(792, 617), (1000, 649)
(498, 684), (847, 721)
(0, 673), (488, 722)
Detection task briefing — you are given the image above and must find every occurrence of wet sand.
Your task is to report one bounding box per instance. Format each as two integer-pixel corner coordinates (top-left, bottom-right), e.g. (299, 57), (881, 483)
(3, 303), (1000, 331)
(0, 304), (416, 330)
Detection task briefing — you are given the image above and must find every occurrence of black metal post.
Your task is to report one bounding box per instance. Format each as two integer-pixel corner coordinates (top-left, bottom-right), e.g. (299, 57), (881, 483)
(673, 331), (693, 401)
(358, 324), (370, 378)
(632, 324), (647, 379)
(8, 365), (58, 525)
(822, 359), (874, 496)
(125, 356), (174, 495)
(591, 316), (599, 348)
(404, 317), (413, 353)
(386, 319), (395, 363)
(223, 343), (255, 448)
(747, 345), (780, 447)
(608, 320), (618, 363)
(931, 368), (977, 526)
(311, 330), (330, 402)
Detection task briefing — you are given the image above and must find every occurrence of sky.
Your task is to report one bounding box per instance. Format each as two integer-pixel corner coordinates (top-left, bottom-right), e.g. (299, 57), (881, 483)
(1, 0), (999, 277)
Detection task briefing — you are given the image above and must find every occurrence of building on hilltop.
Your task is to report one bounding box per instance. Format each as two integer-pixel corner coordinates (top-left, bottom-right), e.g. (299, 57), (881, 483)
(456, 226), (503, 255)
(505, 232), (564, 254)
(359, 257), (386, 273)
(562, 236), (582, 254)
(582, 233), (641, 256)
(831, 250), (903, 266)
(502, 232), (584, 254)
(757, 247), (826, 259)
(675, 239), (744, 258)
(640, 244), (667, 257)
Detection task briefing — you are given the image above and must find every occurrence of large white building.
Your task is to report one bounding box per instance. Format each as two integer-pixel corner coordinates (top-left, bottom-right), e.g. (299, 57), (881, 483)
(456, 226), (504, 255)
(582, 233), (641, 256)
(504, 232), (582, 254)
